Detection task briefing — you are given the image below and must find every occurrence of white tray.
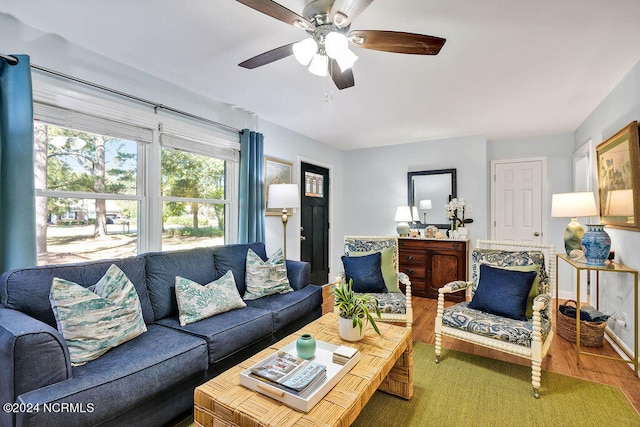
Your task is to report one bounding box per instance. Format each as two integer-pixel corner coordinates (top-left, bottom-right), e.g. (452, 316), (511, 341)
(239, 340), (360, 412)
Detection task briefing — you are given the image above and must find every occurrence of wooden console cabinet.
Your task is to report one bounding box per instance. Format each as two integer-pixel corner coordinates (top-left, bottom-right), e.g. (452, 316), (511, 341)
(398, 238), (469, 302)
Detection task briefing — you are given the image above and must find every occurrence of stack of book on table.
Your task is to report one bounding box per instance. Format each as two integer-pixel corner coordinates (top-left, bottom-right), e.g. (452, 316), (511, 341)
(249, 351), (326, 397)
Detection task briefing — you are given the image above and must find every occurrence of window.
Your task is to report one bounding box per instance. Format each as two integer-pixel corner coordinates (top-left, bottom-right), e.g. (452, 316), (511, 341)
(32, 94), (239, 265)
(33, 120), (144, 265)
(160, 146), (228, 251)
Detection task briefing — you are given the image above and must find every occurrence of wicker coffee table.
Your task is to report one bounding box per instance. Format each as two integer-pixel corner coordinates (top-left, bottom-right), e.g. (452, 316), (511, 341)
(194, 313), (413, 427)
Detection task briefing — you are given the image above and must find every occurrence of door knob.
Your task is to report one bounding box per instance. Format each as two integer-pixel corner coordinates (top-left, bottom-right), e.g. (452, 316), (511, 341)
(300, 236), (306, 241)
(533, 231), (541, 237)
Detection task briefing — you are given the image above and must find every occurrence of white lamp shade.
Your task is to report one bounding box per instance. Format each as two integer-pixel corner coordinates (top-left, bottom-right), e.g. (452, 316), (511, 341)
(325, 32), (348, 58)
(335, 48), (358, 72)
(605, 189), (634, 216)
(293, 38), (318, 66)
(308, 53), (328, 76)
(551, 192), (598, 217)
(267, 184), (300, 209)
(419, 199), (433, 210)
(394, 206), (415, 222)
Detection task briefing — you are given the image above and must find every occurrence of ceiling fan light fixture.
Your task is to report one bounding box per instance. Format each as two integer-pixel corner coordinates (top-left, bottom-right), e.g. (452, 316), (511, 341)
(325, 31), (349, 59)
(336, 49), (358, 72)
(308, 53), (328, 77)
(293, 38), (318, 66)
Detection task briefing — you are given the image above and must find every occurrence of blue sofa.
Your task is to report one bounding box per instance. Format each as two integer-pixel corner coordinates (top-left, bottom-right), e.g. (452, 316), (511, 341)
(0, 242), (323, 427)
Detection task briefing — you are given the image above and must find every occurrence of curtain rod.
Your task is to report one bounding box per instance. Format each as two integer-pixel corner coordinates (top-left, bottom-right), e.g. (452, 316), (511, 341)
(30, 64), (241, 135)
(0, 53), (19, 66)
(0, 53), (241, 135)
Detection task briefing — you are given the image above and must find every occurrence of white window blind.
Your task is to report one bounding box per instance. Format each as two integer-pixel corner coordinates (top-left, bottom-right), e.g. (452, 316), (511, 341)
(34, 102), (154, 144)
(160, 132), (238, 162)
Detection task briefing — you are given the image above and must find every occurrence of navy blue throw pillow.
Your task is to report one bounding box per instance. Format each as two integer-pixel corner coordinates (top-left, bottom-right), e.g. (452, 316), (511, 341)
(341, 252), (387, 293)
(468, 263), (537, 321)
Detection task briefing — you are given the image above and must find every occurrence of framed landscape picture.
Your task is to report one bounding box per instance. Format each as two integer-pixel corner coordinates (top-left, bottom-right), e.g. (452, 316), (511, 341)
(596, 121), (640, 231)
(264, 157), (293, 216)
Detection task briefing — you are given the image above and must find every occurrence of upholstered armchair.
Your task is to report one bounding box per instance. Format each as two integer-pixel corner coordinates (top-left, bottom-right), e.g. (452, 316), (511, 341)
(435, 240), (556, 398)
(337, 236), (413, 328)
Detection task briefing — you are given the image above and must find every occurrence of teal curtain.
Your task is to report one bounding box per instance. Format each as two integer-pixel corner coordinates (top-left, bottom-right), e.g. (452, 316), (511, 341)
(238, 129), (265, 243)
(0, 55), (36, 273)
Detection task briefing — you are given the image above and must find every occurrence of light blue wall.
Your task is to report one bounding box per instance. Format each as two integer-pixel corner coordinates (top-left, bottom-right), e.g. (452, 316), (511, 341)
(574, 58), (640, 352)
(257, 119), (345, 278)
(342, 135), (488, 241)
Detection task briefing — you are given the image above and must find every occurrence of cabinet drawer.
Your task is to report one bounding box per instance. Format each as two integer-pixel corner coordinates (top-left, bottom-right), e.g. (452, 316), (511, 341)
(399, 251), (425, 265)
(400, 266), (425, 281)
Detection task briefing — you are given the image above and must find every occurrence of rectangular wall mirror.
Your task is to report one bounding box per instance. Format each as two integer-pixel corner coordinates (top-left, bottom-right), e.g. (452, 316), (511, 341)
(408, 168), (457, 229)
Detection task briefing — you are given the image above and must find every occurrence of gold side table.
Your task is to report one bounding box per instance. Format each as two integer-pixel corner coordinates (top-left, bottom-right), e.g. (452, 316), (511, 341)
(556, 253), (638, 375)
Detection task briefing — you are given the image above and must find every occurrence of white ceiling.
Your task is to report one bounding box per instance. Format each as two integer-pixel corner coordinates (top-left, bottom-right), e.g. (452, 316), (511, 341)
(3, 0), (640, 150)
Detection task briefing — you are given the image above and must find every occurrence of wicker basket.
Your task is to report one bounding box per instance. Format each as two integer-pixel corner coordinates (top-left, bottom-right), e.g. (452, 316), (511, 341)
(557, 300), (606, 347)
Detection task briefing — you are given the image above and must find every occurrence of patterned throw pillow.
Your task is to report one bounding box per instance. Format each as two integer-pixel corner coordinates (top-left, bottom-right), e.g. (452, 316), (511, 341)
(175, 270), (247, 326)
(244, 248), (293, 300)
(49, 264), (147, 366)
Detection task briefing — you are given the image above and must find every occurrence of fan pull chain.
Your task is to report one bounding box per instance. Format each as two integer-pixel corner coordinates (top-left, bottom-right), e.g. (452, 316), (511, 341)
(324, 75), (334, 103)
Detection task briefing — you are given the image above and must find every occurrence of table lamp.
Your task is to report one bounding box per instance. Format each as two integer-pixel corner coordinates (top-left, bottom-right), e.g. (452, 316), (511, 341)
(551, 192), (598, 255)
(419, 199), (432, 224)
(267, 184), (300, 259)
(394, 206), (418, 237)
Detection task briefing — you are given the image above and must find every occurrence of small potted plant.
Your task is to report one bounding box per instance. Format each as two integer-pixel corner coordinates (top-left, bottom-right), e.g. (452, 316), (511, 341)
(333, 278), (381, 341)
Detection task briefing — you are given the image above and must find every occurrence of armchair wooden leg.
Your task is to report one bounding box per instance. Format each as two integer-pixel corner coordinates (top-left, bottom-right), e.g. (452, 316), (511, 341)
(435, 290), (444, 363)
(531, 359), (542, 399)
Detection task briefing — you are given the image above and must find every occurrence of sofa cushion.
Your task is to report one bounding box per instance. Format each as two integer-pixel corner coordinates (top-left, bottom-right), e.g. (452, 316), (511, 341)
(212, 242), (267, 296)
(16, 324), (208, 427)
(245, 285), (322, 332)
(156, 306), (273, 364)
(0, 256), (153, 328)
(342, 252), (387, 293)
(50, 265), (147, 366)
(144, 247), (217, 321)
(244, 248), (293, 300)
(175, 271), (246, 326)
(442, 301), (552, 347)
(468, 264), (537, 321)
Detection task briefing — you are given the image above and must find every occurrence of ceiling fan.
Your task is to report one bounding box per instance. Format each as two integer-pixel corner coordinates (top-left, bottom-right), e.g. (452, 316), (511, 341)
(235, 0), (446, 90)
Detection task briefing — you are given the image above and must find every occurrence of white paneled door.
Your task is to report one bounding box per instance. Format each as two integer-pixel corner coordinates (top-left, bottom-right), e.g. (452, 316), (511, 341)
(492, 159), (545, 243)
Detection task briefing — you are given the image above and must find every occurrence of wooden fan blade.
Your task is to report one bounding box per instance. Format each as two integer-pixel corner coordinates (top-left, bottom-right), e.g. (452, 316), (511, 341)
(235, 0), (313, 29)
(239, 43), (295, 69)
(329, 59), (355, 90)
(329, 0), (373, 28)
(348, 30), (446, 55)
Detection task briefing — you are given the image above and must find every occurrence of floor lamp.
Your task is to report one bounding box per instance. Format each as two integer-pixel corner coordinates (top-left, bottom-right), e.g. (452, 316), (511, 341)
(267, 184), (300, 259)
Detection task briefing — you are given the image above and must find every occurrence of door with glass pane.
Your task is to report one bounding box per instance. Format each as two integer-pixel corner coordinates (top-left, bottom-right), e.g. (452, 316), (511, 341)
(300, 162), (329, 285)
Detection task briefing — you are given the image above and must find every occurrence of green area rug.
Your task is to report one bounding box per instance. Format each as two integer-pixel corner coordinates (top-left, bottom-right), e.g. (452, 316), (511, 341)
(353, 342), (640, 427)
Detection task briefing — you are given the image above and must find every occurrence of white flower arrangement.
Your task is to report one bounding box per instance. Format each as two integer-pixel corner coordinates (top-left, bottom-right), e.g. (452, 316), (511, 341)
(445, 198), (465, 222)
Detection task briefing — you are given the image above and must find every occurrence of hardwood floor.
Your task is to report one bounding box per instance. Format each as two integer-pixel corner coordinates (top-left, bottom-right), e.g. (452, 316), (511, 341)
(411, 296), (640, 415)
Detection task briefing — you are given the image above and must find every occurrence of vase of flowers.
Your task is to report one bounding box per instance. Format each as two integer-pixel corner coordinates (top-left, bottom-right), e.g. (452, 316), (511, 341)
(445, 198), (473, 238)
